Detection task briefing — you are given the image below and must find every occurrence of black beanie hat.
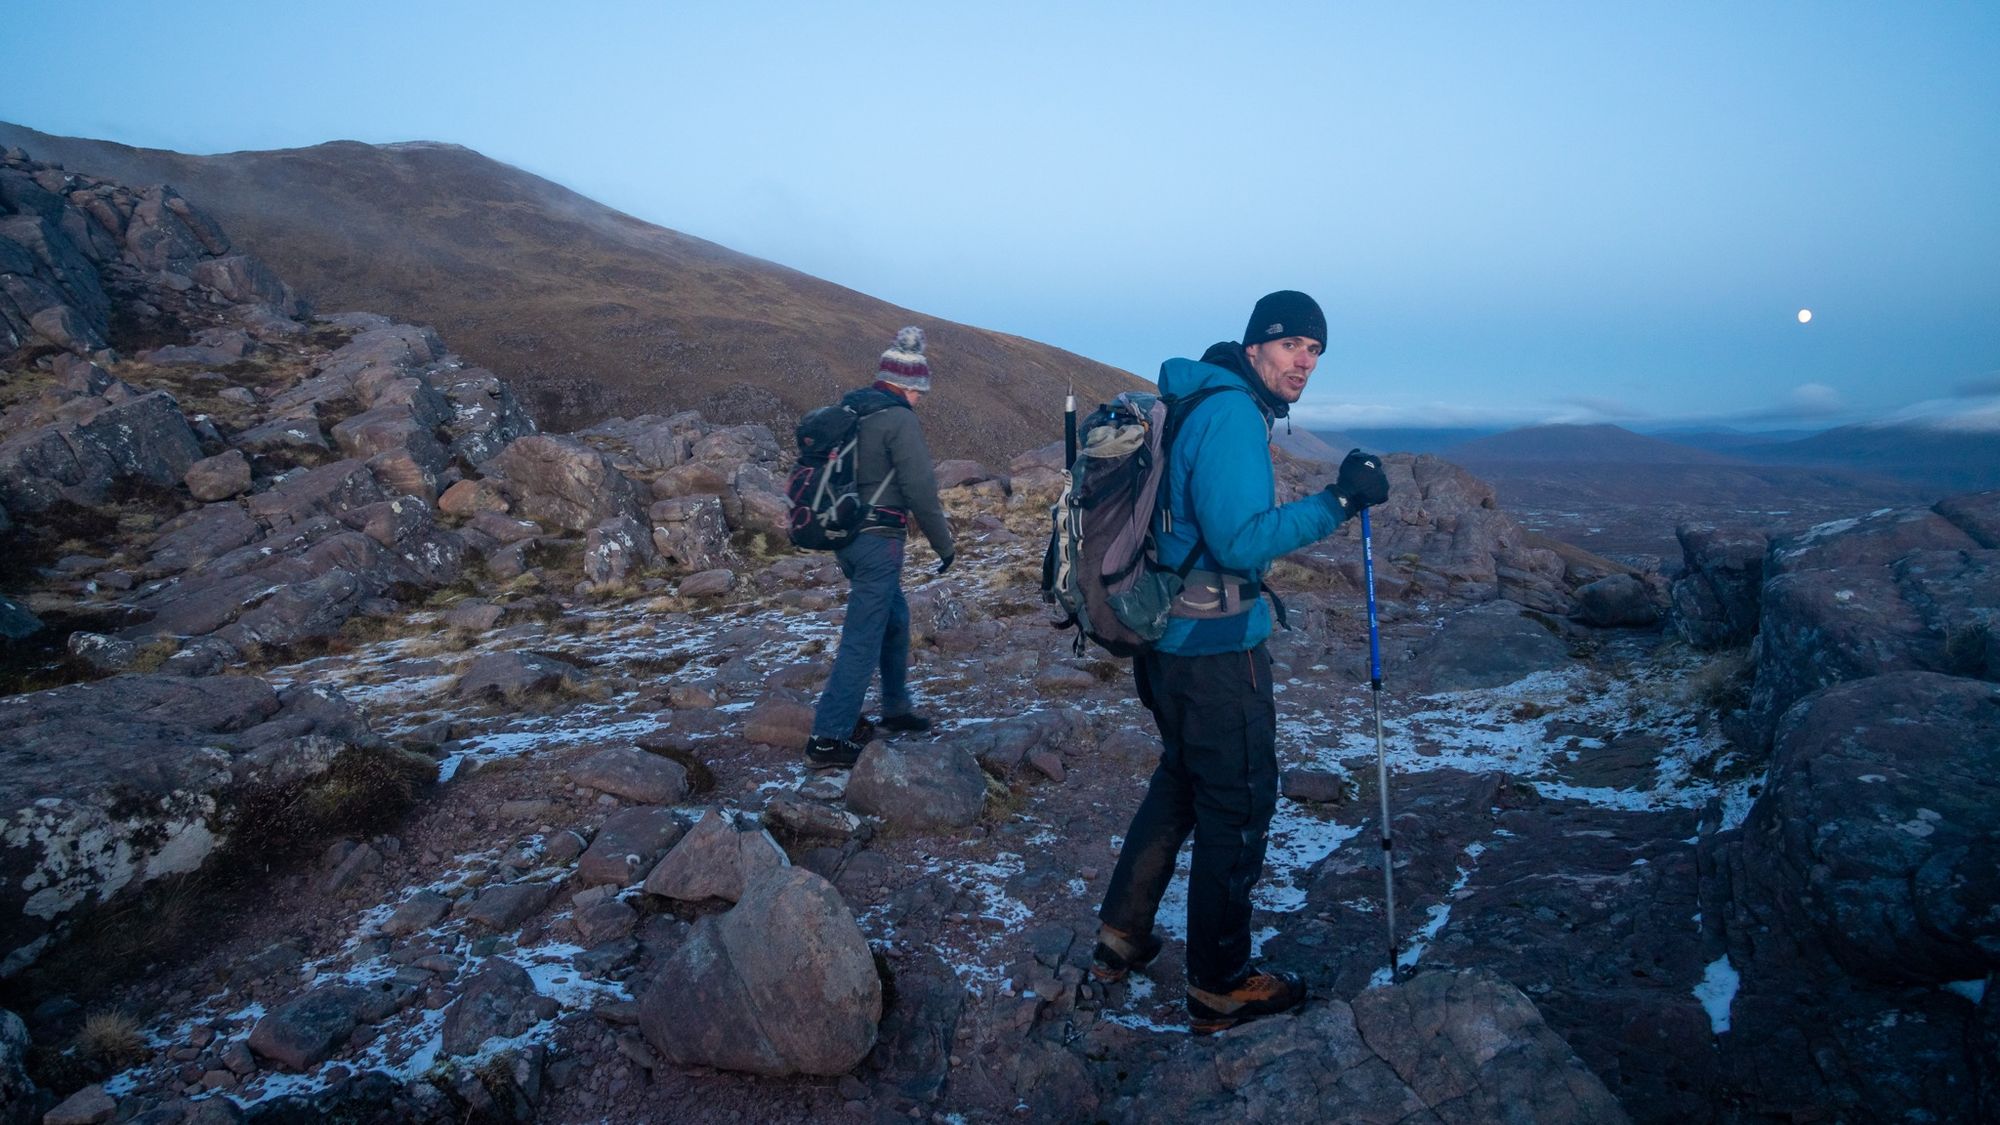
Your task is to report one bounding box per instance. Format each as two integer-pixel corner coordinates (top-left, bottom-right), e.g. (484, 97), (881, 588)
(1243, 290), (1327, 348)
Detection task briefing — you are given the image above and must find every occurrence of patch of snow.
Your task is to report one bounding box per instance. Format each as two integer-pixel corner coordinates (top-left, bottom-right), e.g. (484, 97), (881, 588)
(1693, 955), (1739, 1034)
(1944, 979), (1987, 1005)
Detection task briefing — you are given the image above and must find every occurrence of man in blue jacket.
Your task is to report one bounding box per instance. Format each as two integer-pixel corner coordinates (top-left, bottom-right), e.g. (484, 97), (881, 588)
(1091, 290), (1390, 1033)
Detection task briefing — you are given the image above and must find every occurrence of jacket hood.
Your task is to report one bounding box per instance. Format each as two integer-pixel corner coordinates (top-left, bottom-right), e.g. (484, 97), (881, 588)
(841, 386), (908, 414)
(1157, 341), (1289, 420)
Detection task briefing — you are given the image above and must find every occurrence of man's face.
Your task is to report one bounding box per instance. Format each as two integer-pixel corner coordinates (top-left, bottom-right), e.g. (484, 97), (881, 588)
(1244, 336), (1322, 403)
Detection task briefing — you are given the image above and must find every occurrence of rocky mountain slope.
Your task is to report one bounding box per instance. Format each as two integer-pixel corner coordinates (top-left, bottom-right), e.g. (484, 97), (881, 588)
(2, 146), (1995, 1124)
(0, 121), (1147, 461)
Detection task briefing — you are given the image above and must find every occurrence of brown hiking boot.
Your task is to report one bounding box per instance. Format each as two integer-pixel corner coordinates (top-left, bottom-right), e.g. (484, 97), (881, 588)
(1089, 925), (1164, 983)
(1186, 968), (1305, 1034)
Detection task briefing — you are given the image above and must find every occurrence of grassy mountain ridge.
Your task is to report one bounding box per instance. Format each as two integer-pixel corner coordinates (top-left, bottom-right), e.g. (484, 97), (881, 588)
(0, 122), (1145, 461)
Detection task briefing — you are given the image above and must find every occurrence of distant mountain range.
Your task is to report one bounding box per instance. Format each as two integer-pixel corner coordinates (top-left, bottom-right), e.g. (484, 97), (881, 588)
(1324, 421), (1999, 495)
(0, 121), (1144, 461)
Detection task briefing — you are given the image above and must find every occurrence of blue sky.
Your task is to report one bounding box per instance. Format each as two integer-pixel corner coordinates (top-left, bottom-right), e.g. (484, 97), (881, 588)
(7, 1), (1997, 432)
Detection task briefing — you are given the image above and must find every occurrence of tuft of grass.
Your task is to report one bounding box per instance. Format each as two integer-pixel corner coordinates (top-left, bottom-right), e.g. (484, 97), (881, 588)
(74, 1011), (147, 1069)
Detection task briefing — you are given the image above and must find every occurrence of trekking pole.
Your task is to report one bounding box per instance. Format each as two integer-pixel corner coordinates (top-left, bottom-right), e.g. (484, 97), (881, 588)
(1063, 381), (1077, 467)
(1360, 508), (1400, 983)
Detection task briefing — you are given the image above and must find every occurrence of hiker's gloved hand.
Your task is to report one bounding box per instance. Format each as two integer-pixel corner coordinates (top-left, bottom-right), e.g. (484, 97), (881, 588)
(1329, 450), (1389, 514)
(936, 551), (956, 575)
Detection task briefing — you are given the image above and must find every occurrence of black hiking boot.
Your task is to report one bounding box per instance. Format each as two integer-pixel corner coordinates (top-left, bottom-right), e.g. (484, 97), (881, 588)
(1089, 925), (1164, 984)
(877, 711), (933, 734)
(1186, 968), (1306, 1034)
(805, 735), (863, 770)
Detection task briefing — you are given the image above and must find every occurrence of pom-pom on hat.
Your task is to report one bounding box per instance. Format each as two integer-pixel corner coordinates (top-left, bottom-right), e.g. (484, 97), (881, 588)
(876, 326), (931, 392)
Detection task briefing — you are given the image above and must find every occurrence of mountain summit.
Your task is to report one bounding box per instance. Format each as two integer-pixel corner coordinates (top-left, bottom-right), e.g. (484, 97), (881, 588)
(0, 122), (1144, 460)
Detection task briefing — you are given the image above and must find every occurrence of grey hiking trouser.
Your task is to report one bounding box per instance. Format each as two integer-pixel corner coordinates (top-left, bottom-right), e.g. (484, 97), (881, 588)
(1099, 644), (1278, 990)
(811, 532), (913, 740)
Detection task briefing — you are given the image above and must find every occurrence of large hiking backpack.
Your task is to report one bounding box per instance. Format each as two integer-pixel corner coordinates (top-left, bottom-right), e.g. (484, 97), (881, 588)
(786, 401), (896, 551)
(1041, 386), (1240, 656)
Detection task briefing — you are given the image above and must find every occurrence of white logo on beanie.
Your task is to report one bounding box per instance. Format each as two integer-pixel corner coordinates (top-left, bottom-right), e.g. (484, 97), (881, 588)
(1265, 323), (1284, 336)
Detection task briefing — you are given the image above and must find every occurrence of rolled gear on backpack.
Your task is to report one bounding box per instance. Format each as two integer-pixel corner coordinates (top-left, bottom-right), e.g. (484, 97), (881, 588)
(1041, 387), (1241, 656)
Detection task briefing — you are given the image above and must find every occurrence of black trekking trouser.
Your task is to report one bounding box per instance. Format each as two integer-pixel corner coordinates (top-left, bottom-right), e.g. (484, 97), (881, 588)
(1099, 643), (1278, 991)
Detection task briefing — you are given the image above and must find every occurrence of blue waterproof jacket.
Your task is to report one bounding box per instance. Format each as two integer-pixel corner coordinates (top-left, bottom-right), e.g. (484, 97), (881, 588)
(1153, 344), (1349, 655)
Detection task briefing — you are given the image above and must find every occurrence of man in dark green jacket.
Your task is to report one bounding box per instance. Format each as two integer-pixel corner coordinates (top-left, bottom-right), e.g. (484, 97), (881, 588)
(805, 327), (956, 769)
(1091, 291), (1390, 1032)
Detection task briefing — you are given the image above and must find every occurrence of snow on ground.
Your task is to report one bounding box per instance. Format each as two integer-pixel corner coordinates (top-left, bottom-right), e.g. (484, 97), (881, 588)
(1693, 955), (1741, 1034)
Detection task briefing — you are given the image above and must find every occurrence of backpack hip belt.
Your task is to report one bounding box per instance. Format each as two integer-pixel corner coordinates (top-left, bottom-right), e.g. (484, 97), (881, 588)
(1169, 569), (1260, 620)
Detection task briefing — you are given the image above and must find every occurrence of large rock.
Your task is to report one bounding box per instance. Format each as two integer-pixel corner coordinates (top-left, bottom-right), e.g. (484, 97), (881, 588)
(0, 390), (202, 513)
(637, 867), (880, 1076)
(845, 741), (988, 831)
(484, 434), (643, 533)
(0, 1007), (38, 1122)
(576, 807), (687, 888)
(642, 808), (788, 903)
(1402, 600), (1574, 693)
(1741, 671), (2000, 984)
(1668, 524), (1769, 648)
(1571, 573), (1659, 628)
(453, 652), (587, 702)
(583, 514), (655, 587)
(1121, 969), (1626, 1124)
(569, 746), (689, 805)
(1768, 507), (1979, 577)
(247, 986), (365, 1071)
(1747, 545), (2000, 743)
(650, 495), (731, 572)
(0, 675), (372, 975)
(441, 959), (546, 1057)
(1350, 969), (1633, 1124)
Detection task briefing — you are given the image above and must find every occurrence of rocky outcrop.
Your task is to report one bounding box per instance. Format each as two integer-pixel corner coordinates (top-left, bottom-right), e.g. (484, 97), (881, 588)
(1737, 671), (1999, 984)
(1402, 599), (1575, 692)
(845, 741), (989, 831)
(0, 675), (384, 976)
(1, 151), (303, 363)
(1119, 969), (1627, 1123)
(1745, 492), (2000, 743)
(637, 866), (881, 1076)
(1667, 524), (1768, 648)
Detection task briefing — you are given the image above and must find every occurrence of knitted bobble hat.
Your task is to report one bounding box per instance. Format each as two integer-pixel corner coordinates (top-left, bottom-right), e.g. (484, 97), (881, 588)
(876, 326), (931, 392)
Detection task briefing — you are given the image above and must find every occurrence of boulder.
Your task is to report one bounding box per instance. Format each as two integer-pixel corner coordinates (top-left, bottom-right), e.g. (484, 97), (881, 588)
(0, 675), (372, 974)
(569, 746), (690, 805)
(1668, 524), (1770, 649)
(1571, 573), (1659, 628)
(650, 494), (732, 572)
(1742, 671), (2000, 984)
(453, 652), (587, 702)
(1403, 600), (1573, 693)
(637, 867), (881, 1076)
(184, 449), (252, 502)
(441, 959), (546, 1057)
(846, 741), (988, 831)
(677, 568), (737, 599)
(742, 696), (814, 751)
(461, 882), (556, 932)
(380, 890), (452, 937)
(933, 459), (995, 490)
(1769, 507), (1979, 576)
(1350, 969), (1633, 1124)
(437, 478), (510, 516)
(41, 1084), (114, 1125)
(576, 806), (687, 888)
(247, 986), (365, 1071)
(0, 1008), (38, 1122)
(484, 434), (643, 533)
(1747, 547), (2000, 742)
(1121, 969), (1626, 1124)
(642, 808), (789, 903)
(584, 514), (655, 587)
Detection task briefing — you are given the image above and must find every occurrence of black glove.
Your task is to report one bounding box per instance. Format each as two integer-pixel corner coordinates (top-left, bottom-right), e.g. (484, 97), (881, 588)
(1330, 449), (1389, 514)
(936, 552), (956, 575)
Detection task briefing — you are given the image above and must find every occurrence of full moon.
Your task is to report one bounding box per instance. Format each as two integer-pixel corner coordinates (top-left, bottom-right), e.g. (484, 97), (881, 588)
(1797, 308), (1813, 324)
